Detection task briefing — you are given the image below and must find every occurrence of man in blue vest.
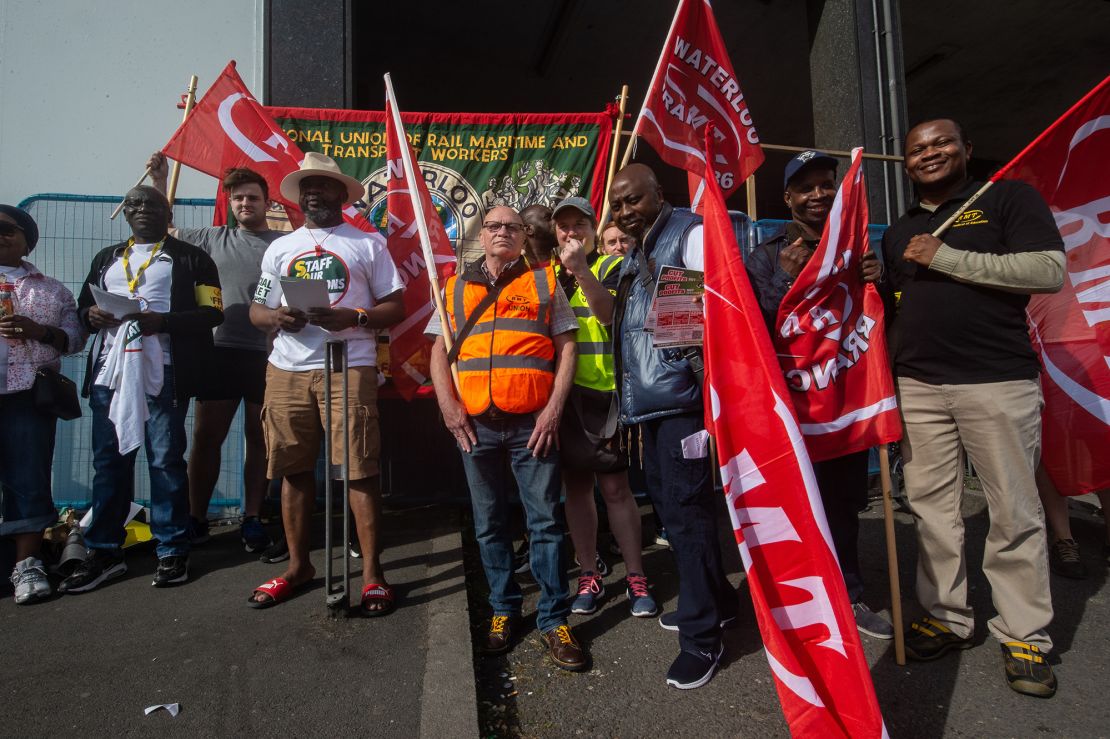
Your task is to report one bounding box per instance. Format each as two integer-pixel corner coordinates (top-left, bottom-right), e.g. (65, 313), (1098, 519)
(551, 196), (658, 621)
(609, 164), (738, 690)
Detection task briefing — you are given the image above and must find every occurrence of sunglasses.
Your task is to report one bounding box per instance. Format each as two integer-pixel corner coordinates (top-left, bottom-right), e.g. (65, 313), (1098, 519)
(0, 222), (25, 237)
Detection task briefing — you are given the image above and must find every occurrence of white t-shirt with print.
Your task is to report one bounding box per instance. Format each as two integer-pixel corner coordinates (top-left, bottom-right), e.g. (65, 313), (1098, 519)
(94, 242), (173, 386)
(254, 223), (404, 371)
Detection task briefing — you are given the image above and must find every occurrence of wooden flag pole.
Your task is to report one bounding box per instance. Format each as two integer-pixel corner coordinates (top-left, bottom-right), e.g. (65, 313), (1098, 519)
(930, 180), (993, 239)
(166, 75), (200, 208)
(745, 174), (758, 220)
(878, 446), (906, 665)
(596, 85), (629, 237)
(109, 168), (154, 220)
(384, 73), (460, 394)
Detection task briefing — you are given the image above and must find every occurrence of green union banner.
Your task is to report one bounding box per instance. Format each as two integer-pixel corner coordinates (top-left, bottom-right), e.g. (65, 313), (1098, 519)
(266, 107), (614, 262)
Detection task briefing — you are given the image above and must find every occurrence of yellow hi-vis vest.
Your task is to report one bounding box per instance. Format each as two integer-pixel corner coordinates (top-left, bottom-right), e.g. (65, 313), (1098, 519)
(562, 253), (622, 392)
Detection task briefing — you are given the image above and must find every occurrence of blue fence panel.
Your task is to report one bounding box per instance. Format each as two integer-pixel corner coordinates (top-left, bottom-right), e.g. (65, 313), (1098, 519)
(18, 194), (246, 512)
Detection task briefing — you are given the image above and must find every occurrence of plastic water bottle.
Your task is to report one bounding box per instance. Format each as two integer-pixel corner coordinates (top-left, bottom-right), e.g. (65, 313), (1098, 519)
(0, 281), (16, 319)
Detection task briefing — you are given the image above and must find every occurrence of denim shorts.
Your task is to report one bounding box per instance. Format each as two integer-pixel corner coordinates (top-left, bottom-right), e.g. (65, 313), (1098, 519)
(0, 389), (59, 536)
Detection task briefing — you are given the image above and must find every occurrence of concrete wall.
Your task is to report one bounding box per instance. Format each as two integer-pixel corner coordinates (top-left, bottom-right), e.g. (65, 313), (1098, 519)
(0, 0), (266, 206)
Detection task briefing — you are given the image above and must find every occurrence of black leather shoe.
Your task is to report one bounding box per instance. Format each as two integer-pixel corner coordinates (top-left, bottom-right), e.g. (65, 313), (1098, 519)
(543, 624), (589, 671)
(482, 615), (516, 654)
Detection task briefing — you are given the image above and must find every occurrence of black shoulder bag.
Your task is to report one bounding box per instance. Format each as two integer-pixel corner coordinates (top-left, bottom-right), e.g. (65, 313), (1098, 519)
(33, 366), (82, 421)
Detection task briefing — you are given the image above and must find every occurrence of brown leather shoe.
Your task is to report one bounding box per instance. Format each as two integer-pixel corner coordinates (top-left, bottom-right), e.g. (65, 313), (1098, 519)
(482, 615), (515, 654)
(543, 624), (589, 671)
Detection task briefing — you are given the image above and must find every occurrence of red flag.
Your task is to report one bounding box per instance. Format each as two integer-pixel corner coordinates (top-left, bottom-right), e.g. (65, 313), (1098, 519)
(701, 132), (884, 737)
(772, 149), (901, 462)
(635, 0), (764, 200)
(995, 74), (1110, 495)
(161, 61), (307, 227)
(384, 77), (458, 400)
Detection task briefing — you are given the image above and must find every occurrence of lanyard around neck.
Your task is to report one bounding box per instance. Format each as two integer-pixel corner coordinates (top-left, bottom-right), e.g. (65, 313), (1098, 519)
(122, 238), (164, 295)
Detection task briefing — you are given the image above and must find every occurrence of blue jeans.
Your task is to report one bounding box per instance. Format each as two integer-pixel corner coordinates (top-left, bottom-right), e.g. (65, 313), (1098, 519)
(86, 366), (190, 558)
(459, 413), (569, 633)
(0, 389), (58, 536)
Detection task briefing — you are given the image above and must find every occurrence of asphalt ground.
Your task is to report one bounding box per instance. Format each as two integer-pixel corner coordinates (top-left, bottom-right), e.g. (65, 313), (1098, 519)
(0, 505), (476, 738)
(2, 489), (1107, 738)
(468, 490), (1110, 738)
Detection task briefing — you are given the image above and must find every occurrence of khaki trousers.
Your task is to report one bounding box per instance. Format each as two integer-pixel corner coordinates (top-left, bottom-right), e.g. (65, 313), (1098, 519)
(897, 377), (1052, 650)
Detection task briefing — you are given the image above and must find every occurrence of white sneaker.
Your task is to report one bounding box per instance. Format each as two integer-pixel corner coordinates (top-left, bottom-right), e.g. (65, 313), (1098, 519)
(11, 557), (52, 604)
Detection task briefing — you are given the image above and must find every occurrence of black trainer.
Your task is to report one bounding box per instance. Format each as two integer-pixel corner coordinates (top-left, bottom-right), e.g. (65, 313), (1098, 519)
(260, 535), (289, 563)
(187, 516), (211, 545)
(1048, 538), (1087, 580)
(665, 645), (724, 690)
(58, 549), (127, 594)
(1001, 641), (1057, 698)
(152, 555), (189, 587)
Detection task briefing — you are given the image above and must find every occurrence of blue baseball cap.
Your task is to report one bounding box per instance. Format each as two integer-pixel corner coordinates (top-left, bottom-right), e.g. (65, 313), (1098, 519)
(783, 150), (838, 189)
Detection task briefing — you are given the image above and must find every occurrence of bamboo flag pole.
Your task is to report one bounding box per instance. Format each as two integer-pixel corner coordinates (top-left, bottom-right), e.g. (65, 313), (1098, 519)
(109, 168), (154, 220)
(745, 174), (758, 220)
(166, 75), (200, 208)
(616, 0), (683, 177)
(595, 85), (629, 237)
(109, 73), (198, 220)
(930, 181), (993, 238)
(384, 73), (460, 394)
(878, 448), (906, 665)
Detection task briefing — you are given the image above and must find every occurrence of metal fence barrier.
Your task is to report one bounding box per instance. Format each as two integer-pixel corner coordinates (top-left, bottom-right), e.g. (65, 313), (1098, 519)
(18, 194), (247, 511)
(15, 195), (892, 512)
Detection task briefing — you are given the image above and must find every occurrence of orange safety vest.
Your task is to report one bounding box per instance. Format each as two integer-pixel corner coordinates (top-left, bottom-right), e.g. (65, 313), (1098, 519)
(446, 262), (557, 416)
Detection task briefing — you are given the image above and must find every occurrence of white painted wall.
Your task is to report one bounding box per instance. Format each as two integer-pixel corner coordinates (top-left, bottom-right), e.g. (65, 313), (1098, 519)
(0, 0), (265, 206)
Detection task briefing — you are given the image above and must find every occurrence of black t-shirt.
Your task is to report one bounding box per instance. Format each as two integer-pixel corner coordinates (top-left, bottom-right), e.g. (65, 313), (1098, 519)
(881, 179), (1063, 385)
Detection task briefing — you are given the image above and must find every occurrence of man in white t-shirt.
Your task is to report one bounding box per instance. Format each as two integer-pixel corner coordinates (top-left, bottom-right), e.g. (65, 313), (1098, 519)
(248, 153), (404, 614)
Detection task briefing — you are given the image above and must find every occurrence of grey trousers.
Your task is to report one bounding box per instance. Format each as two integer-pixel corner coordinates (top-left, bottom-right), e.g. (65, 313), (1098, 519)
(897, 377), (1053, 651)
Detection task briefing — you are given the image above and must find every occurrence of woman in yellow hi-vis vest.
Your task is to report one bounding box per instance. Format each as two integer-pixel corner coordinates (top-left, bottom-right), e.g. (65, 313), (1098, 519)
(551, 197), (658, 620)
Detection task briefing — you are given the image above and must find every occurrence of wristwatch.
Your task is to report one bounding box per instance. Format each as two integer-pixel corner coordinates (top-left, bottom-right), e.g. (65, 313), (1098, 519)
(355, 308), (369, 328)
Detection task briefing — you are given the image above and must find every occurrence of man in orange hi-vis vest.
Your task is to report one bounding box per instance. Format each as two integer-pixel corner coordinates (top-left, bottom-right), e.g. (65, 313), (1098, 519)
(426, 205), (587, 672)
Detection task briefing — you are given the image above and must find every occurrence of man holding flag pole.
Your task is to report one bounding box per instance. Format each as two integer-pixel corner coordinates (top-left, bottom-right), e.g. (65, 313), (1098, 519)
(700, 127), (887, 736)
(746, 149), (896, 641)
(881, 117), (1065, 697)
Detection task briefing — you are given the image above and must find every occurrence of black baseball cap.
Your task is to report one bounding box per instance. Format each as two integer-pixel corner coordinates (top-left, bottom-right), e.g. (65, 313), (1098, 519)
(783, 150), (838, 189)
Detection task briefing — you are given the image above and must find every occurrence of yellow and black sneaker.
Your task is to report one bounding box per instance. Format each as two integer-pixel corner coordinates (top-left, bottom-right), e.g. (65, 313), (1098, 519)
(904, 617), (973, 661)
(1001, 641), (1057, 698)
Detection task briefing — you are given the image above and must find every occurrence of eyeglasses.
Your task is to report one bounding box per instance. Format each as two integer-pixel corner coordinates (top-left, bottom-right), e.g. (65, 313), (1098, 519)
(483, 221), (524, 235)
(0, 222), (25, 237)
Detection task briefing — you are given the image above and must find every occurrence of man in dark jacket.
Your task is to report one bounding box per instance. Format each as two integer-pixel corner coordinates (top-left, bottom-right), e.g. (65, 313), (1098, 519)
(609, 164), (737, 690)
(746, 150), (892, 641)
(61, 186), (222, 593)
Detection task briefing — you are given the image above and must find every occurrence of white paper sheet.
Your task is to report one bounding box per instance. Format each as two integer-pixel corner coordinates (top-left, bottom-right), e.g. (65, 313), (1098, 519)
(144, 703), (180, 717)
(278, 277), (330, 312)
(90, 284), (142, 319)
(681, 429), (710, 459)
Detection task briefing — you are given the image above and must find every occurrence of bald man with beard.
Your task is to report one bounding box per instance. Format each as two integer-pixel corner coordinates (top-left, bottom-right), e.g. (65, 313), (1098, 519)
(608, 164), (738, 690)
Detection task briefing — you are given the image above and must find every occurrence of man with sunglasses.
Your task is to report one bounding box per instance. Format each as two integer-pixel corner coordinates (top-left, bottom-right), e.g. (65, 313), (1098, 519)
(63, 186), (223, 592)
(426, 205), (587, 671)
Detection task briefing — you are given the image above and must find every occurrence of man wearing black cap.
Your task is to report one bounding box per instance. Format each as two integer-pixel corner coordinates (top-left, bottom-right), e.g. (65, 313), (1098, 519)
(746, 150), (892, 641)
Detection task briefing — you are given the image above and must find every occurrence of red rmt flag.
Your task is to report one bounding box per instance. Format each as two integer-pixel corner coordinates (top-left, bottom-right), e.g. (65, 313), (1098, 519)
(384, 80), (458, 399)
(997, 74), (1110, 495)
(700, 132), (885, 737)
(161, 61), (307, 226)
(636, 0), (764, 198)
(773, 148), (901, 462)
